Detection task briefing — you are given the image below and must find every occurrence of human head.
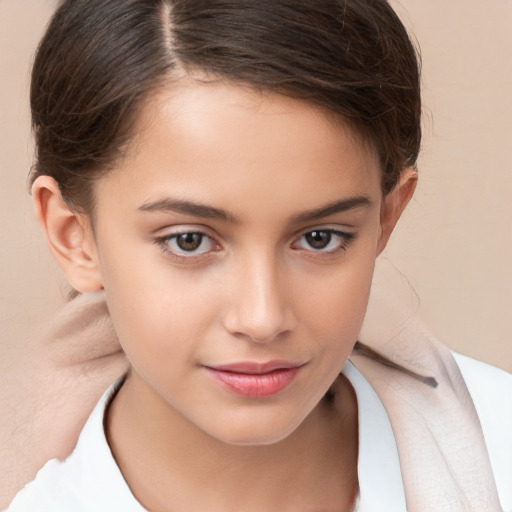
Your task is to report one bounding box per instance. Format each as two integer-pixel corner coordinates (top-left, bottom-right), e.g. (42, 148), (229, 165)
(30, 0), (421, 445)
(30, 0), (421, 214)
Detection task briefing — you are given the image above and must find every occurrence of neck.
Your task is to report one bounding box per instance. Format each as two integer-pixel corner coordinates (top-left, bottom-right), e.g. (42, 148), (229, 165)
(106, 371), (358, 512)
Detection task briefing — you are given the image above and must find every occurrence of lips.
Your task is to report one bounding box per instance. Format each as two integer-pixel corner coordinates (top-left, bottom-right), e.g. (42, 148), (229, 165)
(204, 361), (304, 398)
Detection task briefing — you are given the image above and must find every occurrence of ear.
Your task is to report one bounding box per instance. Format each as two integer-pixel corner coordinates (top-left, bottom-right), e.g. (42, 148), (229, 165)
(376, 167), (417, 255)
(32, 176), (103, 293)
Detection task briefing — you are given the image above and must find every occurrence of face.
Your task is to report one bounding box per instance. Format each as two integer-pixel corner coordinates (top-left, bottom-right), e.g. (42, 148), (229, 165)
(83, 81), (391, 445)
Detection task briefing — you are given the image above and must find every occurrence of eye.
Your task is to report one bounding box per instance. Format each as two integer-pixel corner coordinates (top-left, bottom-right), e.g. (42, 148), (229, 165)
(293, 229), (355, 253)
(156, 231), (218, 258)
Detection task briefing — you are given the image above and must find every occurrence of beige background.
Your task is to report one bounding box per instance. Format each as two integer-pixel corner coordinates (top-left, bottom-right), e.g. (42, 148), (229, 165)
(1, 0), (511, 372)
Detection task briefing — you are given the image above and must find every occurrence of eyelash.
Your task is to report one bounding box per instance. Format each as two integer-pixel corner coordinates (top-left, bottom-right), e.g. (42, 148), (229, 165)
(155, 228), (356, 262)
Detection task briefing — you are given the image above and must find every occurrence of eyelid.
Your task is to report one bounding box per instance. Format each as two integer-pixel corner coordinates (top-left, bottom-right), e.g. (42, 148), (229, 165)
(293, 224), (355, 238)
(153, 222), (218, 237)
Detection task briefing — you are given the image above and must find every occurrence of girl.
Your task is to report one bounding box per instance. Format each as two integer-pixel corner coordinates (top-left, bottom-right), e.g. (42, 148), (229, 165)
(5, 0), (511, 510)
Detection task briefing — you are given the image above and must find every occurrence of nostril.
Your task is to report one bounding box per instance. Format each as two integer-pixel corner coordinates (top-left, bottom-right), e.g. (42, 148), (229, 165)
(223, 310), (295, 344)
(246, 329), (290, 344)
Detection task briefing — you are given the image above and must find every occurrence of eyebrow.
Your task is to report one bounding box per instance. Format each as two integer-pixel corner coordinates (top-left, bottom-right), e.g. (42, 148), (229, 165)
(138, 195), (371, 223)
(291, 196), (372, 223)
(138, 198), (237, 222)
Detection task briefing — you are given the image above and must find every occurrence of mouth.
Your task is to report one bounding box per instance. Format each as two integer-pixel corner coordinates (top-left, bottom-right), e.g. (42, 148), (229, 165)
(203, 361), (304, 398)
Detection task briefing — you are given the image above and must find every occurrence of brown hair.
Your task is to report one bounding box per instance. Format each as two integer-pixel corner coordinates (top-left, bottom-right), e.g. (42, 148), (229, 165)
(30, 0), (421, 213)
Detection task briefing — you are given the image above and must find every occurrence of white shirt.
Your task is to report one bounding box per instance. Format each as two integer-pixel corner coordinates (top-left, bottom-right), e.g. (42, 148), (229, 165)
(6, 355), (511, 511)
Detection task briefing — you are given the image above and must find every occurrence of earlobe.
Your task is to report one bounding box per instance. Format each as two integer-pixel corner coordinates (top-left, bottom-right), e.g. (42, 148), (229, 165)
(376, 167), (418, 255)
(32, 176), (103, 293)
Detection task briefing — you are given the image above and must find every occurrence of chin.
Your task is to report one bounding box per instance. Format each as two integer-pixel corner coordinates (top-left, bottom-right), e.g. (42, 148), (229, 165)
(203, 412), (305, 447)
(217, 429), (296, 447)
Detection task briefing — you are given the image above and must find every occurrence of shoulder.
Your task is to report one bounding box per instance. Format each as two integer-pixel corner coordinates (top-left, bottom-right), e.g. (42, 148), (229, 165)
(452, 352), (512, 511)
(3, 458), (82, 512)
(4, 380), (146, 512)
(452, 352), (512, 422)
(453, 351), (512, 388)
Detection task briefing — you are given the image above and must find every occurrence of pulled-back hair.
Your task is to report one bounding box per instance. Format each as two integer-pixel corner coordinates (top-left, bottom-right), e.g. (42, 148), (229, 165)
(31, 0), (421, 213)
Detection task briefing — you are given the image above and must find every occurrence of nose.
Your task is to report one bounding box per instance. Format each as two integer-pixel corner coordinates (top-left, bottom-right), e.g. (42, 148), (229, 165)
(222, 253), (296, 344)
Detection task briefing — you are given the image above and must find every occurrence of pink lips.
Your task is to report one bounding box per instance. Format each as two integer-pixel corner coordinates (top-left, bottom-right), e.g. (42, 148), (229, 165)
(204, 361), (303, 398)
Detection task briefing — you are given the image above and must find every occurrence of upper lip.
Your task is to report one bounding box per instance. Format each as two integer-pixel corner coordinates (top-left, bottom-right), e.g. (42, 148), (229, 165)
(205, 360), (304, 375)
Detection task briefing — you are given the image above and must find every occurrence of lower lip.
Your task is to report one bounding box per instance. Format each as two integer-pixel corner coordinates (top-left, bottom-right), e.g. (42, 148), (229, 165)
(204, 366), (301, 398)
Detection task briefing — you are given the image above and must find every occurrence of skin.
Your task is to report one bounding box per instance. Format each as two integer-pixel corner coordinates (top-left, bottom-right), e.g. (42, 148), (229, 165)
(32, 80), (416, 511)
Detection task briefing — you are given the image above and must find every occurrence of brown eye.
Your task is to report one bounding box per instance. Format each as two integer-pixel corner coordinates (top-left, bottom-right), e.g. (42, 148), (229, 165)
(293, 229), (356, 254)
(304, 231), (331, 249)
(176, 233), (203, 251)
(158, 231), (217, 257)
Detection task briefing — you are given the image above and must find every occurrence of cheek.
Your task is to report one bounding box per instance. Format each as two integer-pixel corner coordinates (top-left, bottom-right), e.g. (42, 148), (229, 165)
(97, 243), (220, 374)
(297, 244), (377, 344)
(296, 258), (376, 401)
(298, 265), (375, 409)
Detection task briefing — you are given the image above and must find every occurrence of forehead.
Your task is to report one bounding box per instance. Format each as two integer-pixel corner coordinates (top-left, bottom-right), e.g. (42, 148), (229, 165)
(96, 80), (382, 219)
